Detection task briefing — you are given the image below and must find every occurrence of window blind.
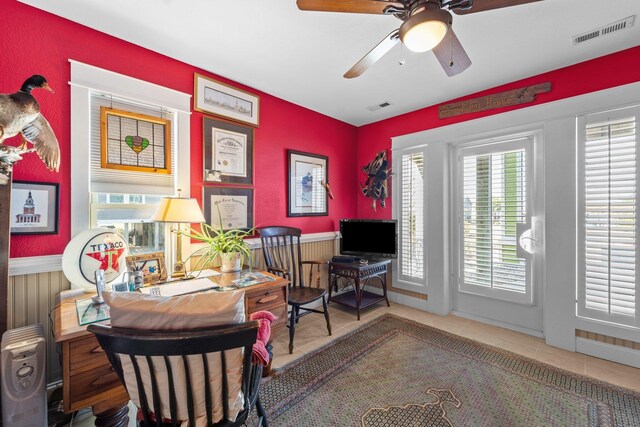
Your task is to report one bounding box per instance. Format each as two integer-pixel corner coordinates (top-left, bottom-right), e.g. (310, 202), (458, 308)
(400, 152), (424, 279)
(90, 93), (176, 195)
(581, 112), (637, 324)
(461, 147), (527, 294)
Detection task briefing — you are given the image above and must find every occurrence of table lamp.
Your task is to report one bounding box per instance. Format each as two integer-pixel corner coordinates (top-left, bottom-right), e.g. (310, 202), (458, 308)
(151, 197), (205, 278)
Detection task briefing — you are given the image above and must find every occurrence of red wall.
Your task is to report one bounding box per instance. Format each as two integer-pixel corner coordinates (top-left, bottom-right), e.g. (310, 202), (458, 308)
(3, 1), (358, 258)
(356, 45), (640, 218)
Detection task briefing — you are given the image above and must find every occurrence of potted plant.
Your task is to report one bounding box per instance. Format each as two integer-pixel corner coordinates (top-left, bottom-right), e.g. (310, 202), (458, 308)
(179, 214), (253, 274)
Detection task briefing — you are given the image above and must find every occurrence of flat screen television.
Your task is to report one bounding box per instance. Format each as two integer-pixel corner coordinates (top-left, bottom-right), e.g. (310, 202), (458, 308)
(339, 219), (398, 260)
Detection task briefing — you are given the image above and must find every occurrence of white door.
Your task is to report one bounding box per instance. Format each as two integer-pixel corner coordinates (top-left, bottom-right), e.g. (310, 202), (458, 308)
(452, 134), (543, 333)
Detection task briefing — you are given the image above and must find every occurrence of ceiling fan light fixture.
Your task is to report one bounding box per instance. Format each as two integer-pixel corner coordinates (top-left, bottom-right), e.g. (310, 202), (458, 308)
(400, 7), (450, 53)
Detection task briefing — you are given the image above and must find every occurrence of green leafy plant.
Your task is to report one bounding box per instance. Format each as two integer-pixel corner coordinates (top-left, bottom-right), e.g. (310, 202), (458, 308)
(178, 208), (253, 274)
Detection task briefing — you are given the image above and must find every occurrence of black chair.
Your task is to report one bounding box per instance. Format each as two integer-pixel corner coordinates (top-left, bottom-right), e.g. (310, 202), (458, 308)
(258, 226), (331, 354)
(88, 321), (268, 427)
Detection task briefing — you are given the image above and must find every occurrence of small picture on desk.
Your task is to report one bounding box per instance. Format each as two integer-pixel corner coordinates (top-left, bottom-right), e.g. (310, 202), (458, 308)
(126, 252), (167, 285)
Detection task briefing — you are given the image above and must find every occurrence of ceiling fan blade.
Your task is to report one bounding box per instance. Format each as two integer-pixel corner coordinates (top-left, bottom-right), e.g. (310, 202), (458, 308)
(453, 0), (542, 15)
(297, 0), (401, 14)
(432, 28), (471, 77)
(344, 29), (400, 79)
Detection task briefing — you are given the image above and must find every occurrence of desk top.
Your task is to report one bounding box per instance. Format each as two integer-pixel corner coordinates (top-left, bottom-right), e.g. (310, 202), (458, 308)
(54, 269), (287, 343)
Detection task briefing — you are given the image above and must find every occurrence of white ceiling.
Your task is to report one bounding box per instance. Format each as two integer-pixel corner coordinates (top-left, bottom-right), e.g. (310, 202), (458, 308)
(20, 0), (640, 126)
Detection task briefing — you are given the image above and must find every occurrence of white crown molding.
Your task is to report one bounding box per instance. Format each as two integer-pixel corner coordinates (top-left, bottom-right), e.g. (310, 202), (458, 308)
(8, 231), (340, 277)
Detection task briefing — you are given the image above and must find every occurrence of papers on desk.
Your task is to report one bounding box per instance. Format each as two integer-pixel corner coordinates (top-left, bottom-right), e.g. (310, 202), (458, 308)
(140, 277), (219, 297)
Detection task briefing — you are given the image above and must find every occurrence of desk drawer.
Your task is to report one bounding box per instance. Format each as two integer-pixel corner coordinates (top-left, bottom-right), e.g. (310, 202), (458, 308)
(68, 363), (124, 405)
(246, 286), (287, 313)
(69, 335), (109, 372)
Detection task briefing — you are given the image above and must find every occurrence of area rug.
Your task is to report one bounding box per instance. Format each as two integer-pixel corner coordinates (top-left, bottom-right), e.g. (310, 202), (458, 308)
(256, 314), (640, 426)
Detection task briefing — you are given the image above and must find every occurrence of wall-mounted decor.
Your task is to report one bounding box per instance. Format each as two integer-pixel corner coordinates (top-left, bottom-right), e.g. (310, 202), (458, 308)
(10, 181), (59, 235)
(288, 150), (328, 217)
(361, 150), (392, 212)
(203, 116), (253, 185)
(194, 73), (260, 127)
(438, 82), (552, 119)
(203, 186), (254, 233)
(125, 251), (167, 285)
(100, 107), (172, 174)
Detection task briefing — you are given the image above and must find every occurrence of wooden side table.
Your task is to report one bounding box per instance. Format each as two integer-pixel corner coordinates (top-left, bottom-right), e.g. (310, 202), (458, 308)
(54, 271), (287, 427)
(327, 259), (391, 320)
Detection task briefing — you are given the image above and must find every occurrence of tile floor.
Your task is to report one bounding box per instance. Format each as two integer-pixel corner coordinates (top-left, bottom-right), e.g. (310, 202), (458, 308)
(69, 302), (640, 426)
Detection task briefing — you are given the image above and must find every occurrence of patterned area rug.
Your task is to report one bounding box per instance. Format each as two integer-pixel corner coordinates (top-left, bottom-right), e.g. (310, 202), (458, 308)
(257, 314), (640, 426)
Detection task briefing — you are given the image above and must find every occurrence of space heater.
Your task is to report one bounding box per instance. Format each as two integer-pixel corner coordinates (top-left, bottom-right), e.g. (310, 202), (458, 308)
(1, 324), (47, 426)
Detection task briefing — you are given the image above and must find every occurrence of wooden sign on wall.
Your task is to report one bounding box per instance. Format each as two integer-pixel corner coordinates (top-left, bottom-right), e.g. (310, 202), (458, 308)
(439, 82), (552, 119)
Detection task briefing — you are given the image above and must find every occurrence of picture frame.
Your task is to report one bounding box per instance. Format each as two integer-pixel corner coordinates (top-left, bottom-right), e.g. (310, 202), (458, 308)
(203, 116), (253, 185)
(125, 251), (167, 285)
(287, 150), (328, 217)
(10, 181), (59, 235)
(203, 186), (254, 233)
(100, 107), (172, 174)
(194, 73), (260, 127)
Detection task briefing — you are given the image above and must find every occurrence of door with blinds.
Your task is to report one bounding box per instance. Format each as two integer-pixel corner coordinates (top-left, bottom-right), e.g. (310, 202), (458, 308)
(578, 107), (639, 328)
(453, 135), (540, 328)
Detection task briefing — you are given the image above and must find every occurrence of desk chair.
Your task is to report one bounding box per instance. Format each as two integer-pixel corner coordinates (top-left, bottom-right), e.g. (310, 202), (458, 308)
(258, 226), (331, 354)
(88, 322), (268, 427)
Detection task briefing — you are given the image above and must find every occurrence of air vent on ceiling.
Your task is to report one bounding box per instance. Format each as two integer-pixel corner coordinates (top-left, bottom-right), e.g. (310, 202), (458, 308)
(573, 16), (635, 45)
(366, 101), (392, 112)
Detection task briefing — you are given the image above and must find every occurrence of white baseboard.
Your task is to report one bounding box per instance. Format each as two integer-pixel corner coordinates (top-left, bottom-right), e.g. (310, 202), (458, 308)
(451, 310), (544, 338)
(576, 337), (640, 369)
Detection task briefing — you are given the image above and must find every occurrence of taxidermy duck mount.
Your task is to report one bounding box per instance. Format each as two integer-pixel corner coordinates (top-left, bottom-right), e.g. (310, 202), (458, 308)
(0, 75), (61, 185)
(360, 150), (392, 211)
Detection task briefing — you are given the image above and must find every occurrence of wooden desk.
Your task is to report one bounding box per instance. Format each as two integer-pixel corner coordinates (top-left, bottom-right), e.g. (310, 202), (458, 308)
(54, 271), (288, 427)
(328, 259), (391, 320)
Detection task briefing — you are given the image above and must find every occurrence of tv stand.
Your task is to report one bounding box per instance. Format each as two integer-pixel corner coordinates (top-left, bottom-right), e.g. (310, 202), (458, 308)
(328, 259), (391, 320)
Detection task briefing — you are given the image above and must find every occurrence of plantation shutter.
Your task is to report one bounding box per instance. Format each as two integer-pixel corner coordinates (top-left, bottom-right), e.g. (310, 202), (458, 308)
(579, 107), (639, 327)
(399, 150), (425, 281)
(90, 93), (177, 195)
(458, 137), (531, 303)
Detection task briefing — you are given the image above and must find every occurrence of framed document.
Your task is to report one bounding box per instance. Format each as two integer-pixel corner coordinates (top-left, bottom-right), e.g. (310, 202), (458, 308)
(287, 150), (328, 217)
(203, 116), (253, 185)
(203, 186), (254, 233)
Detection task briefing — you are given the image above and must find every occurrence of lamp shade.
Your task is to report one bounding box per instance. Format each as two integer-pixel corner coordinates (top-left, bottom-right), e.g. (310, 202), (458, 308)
(151, 197), (205, 223)
(399, 7), (450, 53)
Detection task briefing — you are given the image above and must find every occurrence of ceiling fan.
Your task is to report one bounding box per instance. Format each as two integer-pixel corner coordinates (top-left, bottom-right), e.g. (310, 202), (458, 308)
(296, 0), (542, 78)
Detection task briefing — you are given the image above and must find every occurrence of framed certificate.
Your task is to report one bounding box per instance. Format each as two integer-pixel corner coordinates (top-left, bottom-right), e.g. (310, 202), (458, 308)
(203, 186), (254, 233)
(203, 116), (253, 185)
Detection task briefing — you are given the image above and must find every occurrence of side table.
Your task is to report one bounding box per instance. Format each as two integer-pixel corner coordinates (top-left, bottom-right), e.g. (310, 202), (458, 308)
(327, 259), (391, 320)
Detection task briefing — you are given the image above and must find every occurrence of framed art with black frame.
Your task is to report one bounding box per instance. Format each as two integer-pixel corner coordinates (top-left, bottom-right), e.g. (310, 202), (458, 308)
(203, 186), (254, 233)
(10, 181), (59, 235)
(287, 150), (328, 217)
(203, 116), (254, 185)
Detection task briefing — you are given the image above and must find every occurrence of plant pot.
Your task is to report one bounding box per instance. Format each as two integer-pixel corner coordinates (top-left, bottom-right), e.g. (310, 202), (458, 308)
(220, 252), (242, 273)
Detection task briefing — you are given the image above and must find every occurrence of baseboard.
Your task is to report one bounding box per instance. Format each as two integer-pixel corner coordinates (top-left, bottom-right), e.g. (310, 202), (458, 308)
(451, 310), (544, 338)
(576, 337), (640, 369)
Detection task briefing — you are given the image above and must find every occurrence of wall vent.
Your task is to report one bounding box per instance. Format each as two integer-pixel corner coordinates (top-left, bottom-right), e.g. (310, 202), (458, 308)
(367, 101), (392, 112)
(573, 16), (635, 45)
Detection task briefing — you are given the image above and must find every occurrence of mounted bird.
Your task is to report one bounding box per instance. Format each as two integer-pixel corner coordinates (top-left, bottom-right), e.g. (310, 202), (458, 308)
(0, 75), (60, 184)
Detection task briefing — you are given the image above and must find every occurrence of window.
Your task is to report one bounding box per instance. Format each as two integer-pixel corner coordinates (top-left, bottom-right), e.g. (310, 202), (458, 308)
(398, 149), (425, 283)
(457, 137), (532, 304)
(578, 107), (639, 327)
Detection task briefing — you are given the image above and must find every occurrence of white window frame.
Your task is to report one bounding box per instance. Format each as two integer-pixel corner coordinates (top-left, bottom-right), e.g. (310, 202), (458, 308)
(455, 136), (534, 305)
(577, 105), (640, 328)
(70, 60), (192, 270)
(393, 145), (428, 293)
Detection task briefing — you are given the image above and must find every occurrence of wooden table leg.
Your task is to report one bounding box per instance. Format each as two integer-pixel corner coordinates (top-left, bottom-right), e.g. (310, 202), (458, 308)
(93, 399), (130, 427)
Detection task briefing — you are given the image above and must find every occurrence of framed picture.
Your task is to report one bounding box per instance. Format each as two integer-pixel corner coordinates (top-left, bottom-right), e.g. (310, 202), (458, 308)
(194, 73), (260, 127)
(10, 181), (59, 235)
(125, 252), (167, 285)
(203, 116), (253, 185)
(100, 107), (172, 174)
(203, 187), (254, 233)
(288, 150), (328, 217)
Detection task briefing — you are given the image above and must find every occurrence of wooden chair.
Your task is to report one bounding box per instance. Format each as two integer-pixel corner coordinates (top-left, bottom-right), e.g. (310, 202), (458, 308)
(88, 321), (268, 427)
(258, 226), (331, 354)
